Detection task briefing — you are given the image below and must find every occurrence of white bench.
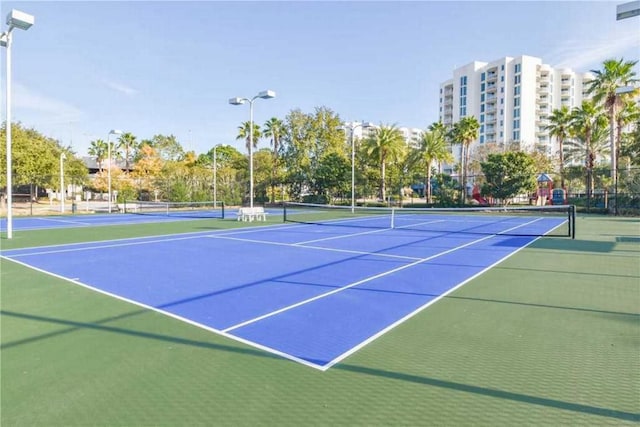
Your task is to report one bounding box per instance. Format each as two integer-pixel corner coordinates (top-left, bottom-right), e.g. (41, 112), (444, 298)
(237, 207), (268, 222)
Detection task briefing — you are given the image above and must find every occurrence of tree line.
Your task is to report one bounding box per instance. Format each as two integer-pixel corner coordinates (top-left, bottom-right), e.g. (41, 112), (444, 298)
(1, 58), (638, 208)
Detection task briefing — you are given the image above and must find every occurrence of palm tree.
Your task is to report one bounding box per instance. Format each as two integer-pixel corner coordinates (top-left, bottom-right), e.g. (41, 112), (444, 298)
(236, 121), (261, 154)
(263, 117), (285, 202)
(412, 129), (453, 203)
(449, 116), (480, 203)
(586, 58), (639, 193)
(428, 121), (450, 173)
(364, 124), (406, 201)
(88, 139), (108, 171)
(117, 132), (137, 172)
(615, 99), (640, 166)
(569, 100), (608, 200)
(545, 106), (572, 188)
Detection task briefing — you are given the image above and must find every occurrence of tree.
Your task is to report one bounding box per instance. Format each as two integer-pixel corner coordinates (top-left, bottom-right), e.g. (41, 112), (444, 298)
(428, 121), (450, 173)
(569, 100), (608, 198)
(117, 132), (138, 172)
(448, 116), (480, 204)
(480, 152), (537, 205)
(586, 58), (639, 194)
(410, 127), (453, 203)
(545, 106), (572, 188)
(263, 117), (285, 202)
(363, 124), (406, 201)
(147, 134), (184, 161)
(236, 121), (261, 154)
(88, 139), (108, 171)
(312, 152), (350, 203)
(280, 107), (344, 200)
(615, 99), (640, 170)
(130, 144), (164, 197)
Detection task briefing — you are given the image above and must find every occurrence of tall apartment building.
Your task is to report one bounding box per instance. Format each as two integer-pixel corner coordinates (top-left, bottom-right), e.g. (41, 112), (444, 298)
(439, 55), (593, 160)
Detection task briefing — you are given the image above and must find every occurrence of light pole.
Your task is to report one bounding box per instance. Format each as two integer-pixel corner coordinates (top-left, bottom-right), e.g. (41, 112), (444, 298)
(107, 129), (123, 213)
(1, 9), (34, 239)
(213, 144), (223, 209)
(229, 90), (276, 208)
(59, 152), (66, 213)
(338, 122), (373, 212)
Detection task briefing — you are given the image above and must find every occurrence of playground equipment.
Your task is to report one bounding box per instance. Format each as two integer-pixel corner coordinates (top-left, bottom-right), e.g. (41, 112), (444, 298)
(472, 185), (490, 205)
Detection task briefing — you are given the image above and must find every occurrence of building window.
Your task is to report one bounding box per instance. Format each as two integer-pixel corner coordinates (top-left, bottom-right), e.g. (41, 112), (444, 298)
(481, 104), (485, 112)
(513, 119), (520, 129)
(501, 75), (504, 82)
(514, 75), (521, 84)
(501, 64), (504, 71)
(481, 83), (485, 92)
(481, 72), (486, 81)
(460, 76), (467, 86)
(514, 97), (520, 107)
(481, 114), (485, 123)
(513, 130), (520, 140)
(481, 93), (485, 102)
(514, 86), (521, 96)
(514, 108), (520, 118)
(480, 135), (485, 144)
(515, 63), (521, 73)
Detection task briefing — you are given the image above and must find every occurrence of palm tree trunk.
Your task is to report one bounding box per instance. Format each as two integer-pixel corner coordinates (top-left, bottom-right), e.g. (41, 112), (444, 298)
(559, 137), (564, 189)
(381, 161), (386, 202)
(426, 166), (432, 204)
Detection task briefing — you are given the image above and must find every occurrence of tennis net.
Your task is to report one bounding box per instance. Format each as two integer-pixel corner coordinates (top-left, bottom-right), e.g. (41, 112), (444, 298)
(124, 201), (225, 219)
(283, 202), (575, 238)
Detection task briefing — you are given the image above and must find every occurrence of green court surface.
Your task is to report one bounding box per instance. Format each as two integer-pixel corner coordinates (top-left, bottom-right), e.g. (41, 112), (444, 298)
(1, 214), (639, 426)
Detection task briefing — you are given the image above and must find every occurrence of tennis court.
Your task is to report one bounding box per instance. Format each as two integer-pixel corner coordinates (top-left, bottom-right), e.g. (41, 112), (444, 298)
(0, 201), (226, 232)
(2, 210), (638, 425)
(1, 204), (574, 370)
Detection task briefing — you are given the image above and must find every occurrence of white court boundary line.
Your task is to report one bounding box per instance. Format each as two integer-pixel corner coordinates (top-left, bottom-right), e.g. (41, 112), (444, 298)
(34, 217), (94, 226)
(2, 214), (566, 371)
(0, 255), (326, 371)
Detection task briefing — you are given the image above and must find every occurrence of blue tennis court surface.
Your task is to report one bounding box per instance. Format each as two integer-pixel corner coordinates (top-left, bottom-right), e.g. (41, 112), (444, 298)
(1, 212), (568, 370)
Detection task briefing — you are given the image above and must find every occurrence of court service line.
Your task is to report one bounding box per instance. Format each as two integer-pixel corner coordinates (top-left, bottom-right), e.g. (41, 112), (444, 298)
(222, 217), (545, 333)
(34, 217), (94, 226)
(206, 234), (422, 261)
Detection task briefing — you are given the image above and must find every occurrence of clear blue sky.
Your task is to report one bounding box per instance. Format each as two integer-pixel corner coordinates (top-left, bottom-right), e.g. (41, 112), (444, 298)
(2, 1), (638, 156)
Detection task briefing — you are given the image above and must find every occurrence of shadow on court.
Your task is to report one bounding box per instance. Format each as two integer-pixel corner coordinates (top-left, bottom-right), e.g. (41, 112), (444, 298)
(2, 308), (637, 423)
(528, 238), (616, 253)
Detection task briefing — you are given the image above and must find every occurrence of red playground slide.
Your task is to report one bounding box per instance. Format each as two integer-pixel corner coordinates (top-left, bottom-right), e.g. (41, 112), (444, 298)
(472, 185), (489, 205)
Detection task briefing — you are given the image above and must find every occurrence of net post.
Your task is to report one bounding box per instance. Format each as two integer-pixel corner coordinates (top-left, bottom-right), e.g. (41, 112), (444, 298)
(570, 205), (576, 239)
(390, 207), (395, 229)
(221, 201), (225, 219)
(283, 202), (288, 222)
